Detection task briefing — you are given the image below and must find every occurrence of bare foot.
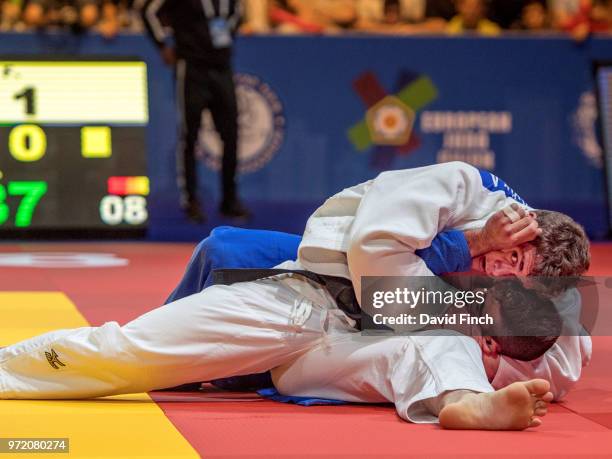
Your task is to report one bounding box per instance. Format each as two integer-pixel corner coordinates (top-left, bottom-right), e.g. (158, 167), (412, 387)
(439, 379), (553, 430)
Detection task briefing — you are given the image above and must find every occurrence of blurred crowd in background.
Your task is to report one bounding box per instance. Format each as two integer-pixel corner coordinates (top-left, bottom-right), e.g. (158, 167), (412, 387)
(0, 0), (138, 36)
(1, 0), (611, 41)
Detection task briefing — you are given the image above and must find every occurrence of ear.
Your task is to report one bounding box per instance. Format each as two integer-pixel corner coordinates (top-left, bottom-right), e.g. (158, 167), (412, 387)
(480, 336), (500, 356)
(488, 260), (514, 277)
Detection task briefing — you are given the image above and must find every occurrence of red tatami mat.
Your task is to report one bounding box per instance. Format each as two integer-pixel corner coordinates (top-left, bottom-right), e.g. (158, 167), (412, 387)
(1, 241), (611, 458)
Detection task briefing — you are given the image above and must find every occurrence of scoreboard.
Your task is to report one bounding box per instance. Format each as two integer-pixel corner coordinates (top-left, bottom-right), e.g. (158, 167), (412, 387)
(0, 59), (150, 235)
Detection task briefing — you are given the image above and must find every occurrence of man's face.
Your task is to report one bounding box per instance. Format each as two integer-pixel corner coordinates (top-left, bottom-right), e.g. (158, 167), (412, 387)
(523, 3), (546, 29)
(459, 0), (485, 25)
(592, 1), (612, 22)
(471, 244), (537, 277)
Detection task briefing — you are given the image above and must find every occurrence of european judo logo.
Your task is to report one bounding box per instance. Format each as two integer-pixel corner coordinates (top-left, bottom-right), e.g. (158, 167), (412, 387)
(347, 70), (438, 168)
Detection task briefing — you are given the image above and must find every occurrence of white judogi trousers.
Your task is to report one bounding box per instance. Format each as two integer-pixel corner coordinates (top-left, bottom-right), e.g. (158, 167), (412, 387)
(0, 273), (356, 399)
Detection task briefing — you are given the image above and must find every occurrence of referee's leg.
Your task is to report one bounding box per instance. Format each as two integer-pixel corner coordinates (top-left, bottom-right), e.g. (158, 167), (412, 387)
(209, 66), (249, 218)
(176, 59), (208, 222)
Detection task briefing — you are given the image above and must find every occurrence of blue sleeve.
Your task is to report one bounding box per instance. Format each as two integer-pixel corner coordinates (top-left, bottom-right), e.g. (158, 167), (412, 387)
(415, 230), (472, 275)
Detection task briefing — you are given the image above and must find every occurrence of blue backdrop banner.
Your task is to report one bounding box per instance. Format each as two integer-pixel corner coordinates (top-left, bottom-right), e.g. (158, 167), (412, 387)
(0, 33), (609, 239)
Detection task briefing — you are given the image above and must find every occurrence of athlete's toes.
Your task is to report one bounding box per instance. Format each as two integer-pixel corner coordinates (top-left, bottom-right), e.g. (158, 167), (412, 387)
(525, 379), (550, 396)
(534, 407), (548, 417)
(540, 391), (554, 403)
(535, 400), (548, 410)
(528, 417), (543, 428)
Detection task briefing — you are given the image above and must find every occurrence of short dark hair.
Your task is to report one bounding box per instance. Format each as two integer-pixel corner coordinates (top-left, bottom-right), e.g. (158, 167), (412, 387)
(483, 279), (562, 361)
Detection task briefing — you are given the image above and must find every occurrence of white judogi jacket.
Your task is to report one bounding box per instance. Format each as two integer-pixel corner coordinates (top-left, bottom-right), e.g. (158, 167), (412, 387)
(299, 161), (519, 287)
(296, 161), (590, 400)
(272, 332), (495, 424)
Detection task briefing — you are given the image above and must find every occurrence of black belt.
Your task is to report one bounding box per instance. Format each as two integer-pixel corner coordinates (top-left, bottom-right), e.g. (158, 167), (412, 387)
(212, 268), (362, 329)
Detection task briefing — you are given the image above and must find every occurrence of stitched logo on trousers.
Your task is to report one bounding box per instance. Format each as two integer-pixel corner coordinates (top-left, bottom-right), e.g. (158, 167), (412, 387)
(45, 349), (66, 370)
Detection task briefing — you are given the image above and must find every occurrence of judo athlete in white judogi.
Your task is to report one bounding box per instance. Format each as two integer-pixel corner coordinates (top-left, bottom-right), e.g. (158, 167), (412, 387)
(270, 277), (567, 429)
(297, 161), (590, 402)
(272, 332), (554, 430)
(0, 162), (591, 430)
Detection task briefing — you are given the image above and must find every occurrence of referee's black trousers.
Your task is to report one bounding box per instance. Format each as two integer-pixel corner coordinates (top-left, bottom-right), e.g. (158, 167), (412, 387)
(176, 59), (239, 207)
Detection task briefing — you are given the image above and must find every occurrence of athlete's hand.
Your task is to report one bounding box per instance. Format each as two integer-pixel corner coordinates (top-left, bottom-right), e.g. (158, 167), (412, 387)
(466, 204), (542, 257)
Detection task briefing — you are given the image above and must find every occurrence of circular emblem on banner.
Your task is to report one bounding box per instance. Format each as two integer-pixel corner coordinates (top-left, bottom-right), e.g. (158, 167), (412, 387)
(572, 91), (603, 168)
(367, 96), (415, 146)
(0, 253), (129, 268)
(199, 73), (285, 174)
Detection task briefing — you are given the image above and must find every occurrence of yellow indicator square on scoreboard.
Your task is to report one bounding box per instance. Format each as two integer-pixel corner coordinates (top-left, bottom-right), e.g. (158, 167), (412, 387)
(81, 126), (112, 158)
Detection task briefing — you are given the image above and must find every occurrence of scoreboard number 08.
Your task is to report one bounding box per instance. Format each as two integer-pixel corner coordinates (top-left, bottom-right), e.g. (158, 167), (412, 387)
(100, 195), (148, 226)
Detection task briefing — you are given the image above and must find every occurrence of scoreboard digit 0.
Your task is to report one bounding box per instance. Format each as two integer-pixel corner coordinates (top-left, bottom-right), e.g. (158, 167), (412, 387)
(0, 59), (149, 234)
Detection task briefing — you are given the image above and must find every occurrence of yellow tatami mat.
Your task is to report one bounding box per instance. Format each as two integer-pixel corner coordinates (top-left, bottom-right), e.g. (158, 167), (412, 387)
(0, 292), (198, 458)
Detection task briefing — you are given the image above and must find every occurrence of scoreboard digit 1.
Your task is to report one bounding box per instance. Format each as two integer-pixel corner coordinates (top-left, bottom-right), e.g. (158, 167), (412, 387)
(0, 59), (150, 235)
